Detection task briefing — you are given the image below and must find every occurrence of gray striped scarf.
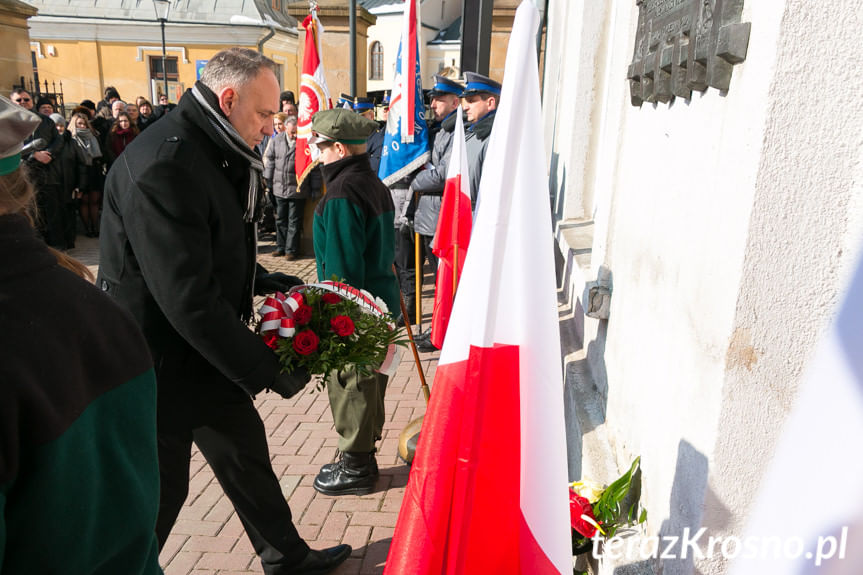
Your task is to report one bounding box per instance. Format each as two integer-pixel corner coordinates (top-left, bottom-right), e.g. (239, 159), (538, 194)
(191, 84), (263, 223)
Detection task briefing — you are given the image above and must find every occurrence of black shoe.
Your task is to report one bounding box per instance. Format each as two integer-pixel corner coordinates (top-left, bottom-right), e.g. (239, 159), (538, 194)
(320, 450), (379, 476)
(293, 544), (352, 575)
(413, 328), (432, 343)
(313, 452), (376, 496)
(416, 337), (439, 353)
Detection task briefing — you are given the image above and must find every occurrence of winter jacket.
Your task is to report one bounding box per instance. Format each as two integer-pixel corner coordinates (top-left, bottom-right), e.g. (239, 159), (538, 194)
(263, 133), (306, 199)
(0, 213), (161, 574)
(314, 153), (400, 314)
(98, 85), (281, 410)
(57, 130), (88, 204)
(409, 109), (459, 236)
(107, 127), (137, 164)
(465, 110), (496, 206)
(21, 113), (61, 188)
(366, 127), (385, 175)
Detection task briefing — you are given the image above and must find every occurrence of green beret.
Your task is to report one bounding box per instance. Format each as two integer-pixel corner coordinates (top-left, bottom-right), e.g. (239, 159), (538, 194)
(310, 108), (379, 145)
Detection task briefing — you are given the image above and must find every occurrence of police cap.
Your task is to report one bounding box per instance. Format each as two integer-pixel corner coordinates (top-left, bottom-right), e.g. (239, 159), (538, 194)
(429, 75), (464, 98)
(460, 71), (501, 97)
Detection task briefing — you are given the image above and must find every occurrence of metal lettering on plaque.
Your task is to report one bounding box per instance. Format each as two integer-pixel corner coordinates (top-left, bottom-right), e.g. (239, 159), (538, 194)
(627, 0), (751, 106)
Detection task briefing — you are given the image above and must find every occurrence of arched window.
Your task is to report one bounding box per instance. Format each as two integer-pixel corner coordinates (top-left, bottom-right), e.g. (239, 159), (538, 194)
(370, 41), (384, 81)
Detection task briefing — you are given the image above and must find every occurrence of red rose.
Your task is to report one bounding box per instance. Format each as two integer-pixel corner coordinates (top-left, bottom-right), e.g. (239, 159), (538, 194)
(262, 333), (280, 350)
(330, 315), (355, 337)
(570, 490), (599, 538)
(292, 329), (319, 355)
(322, 293), (342, 305)
(293, 304), (313, 325)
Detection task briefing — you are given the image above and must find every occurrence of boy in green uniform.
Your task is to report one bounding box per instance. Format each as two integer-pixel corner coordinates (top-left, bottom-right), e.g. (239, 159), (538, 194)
(310, 108), (400, 495)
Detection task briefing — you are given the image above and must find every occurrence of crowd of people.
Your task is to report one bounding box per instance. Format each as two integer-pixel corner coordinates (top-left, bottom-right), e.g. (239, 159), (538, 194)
(2, 45), (502, 574)
(8, 85), (177, 246)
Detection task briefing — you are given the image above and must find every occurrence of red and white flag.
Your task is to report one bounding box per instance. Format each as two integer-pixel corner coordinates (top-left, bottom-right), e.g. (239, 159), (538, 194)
(385, 3), (571, 574)
(296, 8), (331, 187)
(429, 109), (471, 349)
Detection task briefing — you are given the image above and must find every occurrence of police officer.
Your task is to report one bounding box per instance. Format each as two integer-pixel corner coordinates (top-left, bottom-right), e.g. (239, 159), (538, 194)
(353, 96), (376, 121)
(309, 108), (400, 496)
(461, 71), (501, 206)
(405, 75), (464, 347)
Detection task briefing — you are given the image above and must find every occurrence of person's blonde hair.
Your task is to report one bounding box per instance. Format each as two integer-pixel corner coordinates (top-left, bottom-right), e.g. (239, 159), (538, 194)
(0, 168), (93, 281)
(68, 112), (93, 136)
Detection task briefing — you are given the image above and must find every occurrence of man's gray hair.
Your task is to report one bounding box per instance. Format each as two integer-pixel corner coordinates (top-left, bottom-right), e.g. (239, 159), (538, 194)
(200, 48), (278, 92)
(284, 115), (298, 127)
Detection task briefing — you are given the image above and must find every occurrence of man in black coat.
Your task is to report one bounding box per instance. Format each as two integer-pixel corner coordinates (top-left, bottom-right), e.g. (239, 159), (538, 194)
(97, 48), (350, 575)
(10, 88), (64, 248)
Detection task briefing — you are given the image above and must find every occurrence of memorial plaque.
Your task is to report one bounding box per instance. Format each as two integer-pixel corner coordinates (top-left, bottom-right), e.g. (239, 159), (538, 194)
(627, 0), (751, 107)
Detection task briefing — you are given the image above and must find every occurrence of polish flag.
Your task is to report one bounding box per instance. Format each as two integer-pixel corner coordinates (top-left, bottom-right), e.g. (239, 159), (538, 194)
(384, 3), (571, 574)
(296, 8), (331, 187)
(429, 109), (470, 349)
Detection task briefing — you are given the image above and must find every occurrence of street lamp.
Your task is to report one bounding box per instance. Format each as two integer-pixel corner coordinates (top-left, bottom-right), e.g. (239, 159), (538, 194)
(153, 0), (171, 103)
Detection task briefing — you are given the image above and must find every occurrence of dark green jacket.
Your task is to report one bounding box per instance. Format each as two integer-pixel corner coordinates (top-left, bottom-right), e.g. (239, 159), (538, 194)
(0, 214), (161, 574)
(314, 153), (400, 314)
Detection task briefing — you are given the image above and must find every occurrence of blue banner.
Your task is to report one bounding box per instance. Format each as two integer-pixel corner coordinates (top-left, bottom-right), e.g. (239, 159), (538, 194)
(378, 33), (430, 186)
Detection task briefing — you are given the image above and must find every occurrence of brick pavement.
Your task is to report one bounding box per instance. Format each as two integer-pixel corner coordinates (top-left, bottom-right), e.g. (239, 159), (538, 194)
(69, 231), (439, 575)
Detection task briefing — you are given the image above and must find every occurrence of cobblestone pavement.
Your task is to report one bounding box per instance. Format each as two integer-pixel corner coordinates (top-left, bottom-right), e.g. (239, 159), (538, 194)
(69, 231), (439, 575)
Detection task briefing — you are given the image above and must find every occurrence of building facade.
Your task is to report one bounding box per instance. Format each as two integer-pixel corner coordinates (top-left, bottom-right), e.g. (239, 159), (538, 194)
(544, 1), (863, 573)
(0, 0), (38, 95)
(25, 0), (299, 107)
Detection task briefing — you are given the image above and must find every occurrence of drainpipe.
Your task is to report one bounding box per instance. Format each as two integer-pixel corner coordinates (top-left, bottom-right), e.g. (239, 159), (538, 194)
(258, 26), (276, 54)
(349, 0), (357, 96)
(536, 0), (548, 63)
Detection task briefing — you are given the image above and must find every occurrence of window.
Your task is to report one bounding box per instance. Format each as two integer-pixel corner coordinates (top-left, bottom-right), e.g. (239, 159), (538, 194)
(149, 55), (179, 82)
(370, 41), (383, 81)
(31, 51), (40, 88)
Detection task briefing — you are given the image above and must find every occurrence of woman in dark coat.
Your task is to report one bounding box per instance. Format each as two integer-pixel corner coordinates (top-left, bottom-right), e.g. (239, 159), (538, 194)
(106, 111), (139, 165)
(68, 111), (106, 237)
(50, 112), (87, 248)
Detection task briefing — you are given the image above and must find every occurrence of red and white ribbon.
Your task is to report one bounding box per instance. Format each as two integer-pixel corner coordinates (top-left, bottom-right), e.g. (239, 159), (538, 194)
(296, 281), (392, 324)
(259, 291), (305, 338)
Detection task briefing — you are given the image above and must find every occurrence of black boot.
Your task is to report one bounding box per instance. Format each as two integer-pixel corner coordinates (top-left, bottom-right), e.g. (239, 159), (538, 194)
(320, 449), (379, 476)
(313, 451), (376, 496)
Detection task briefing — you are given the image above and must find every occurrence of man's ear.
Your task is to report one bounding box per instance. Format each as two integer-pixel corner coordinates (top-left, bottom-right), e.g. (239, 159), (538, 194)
(218, 87), (238, 117)
(488, 96), (498, 111)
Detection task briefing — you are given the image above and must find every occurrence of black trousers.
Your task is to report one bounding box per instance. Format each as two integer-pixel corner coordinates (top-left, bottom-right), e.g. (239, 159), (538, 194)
(34, 183), (65, 249)
(155, 397), (309, 574)
(394, 231), (437, 325)
(275, 197), (305, 255)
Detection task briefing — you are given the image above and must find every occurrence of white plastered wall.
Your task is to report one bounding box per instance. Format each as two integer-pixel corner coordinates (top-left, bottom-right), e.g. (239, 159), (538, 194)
(543, 1), (863, 573)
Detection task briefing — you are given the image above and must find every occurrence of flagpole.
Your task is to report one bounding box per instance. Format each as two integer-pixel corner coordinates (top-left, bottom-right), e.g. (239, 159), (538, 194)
(415, 230), (422, 329)
(452, 245), (458, 297)
(395, 276), (430, 403)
